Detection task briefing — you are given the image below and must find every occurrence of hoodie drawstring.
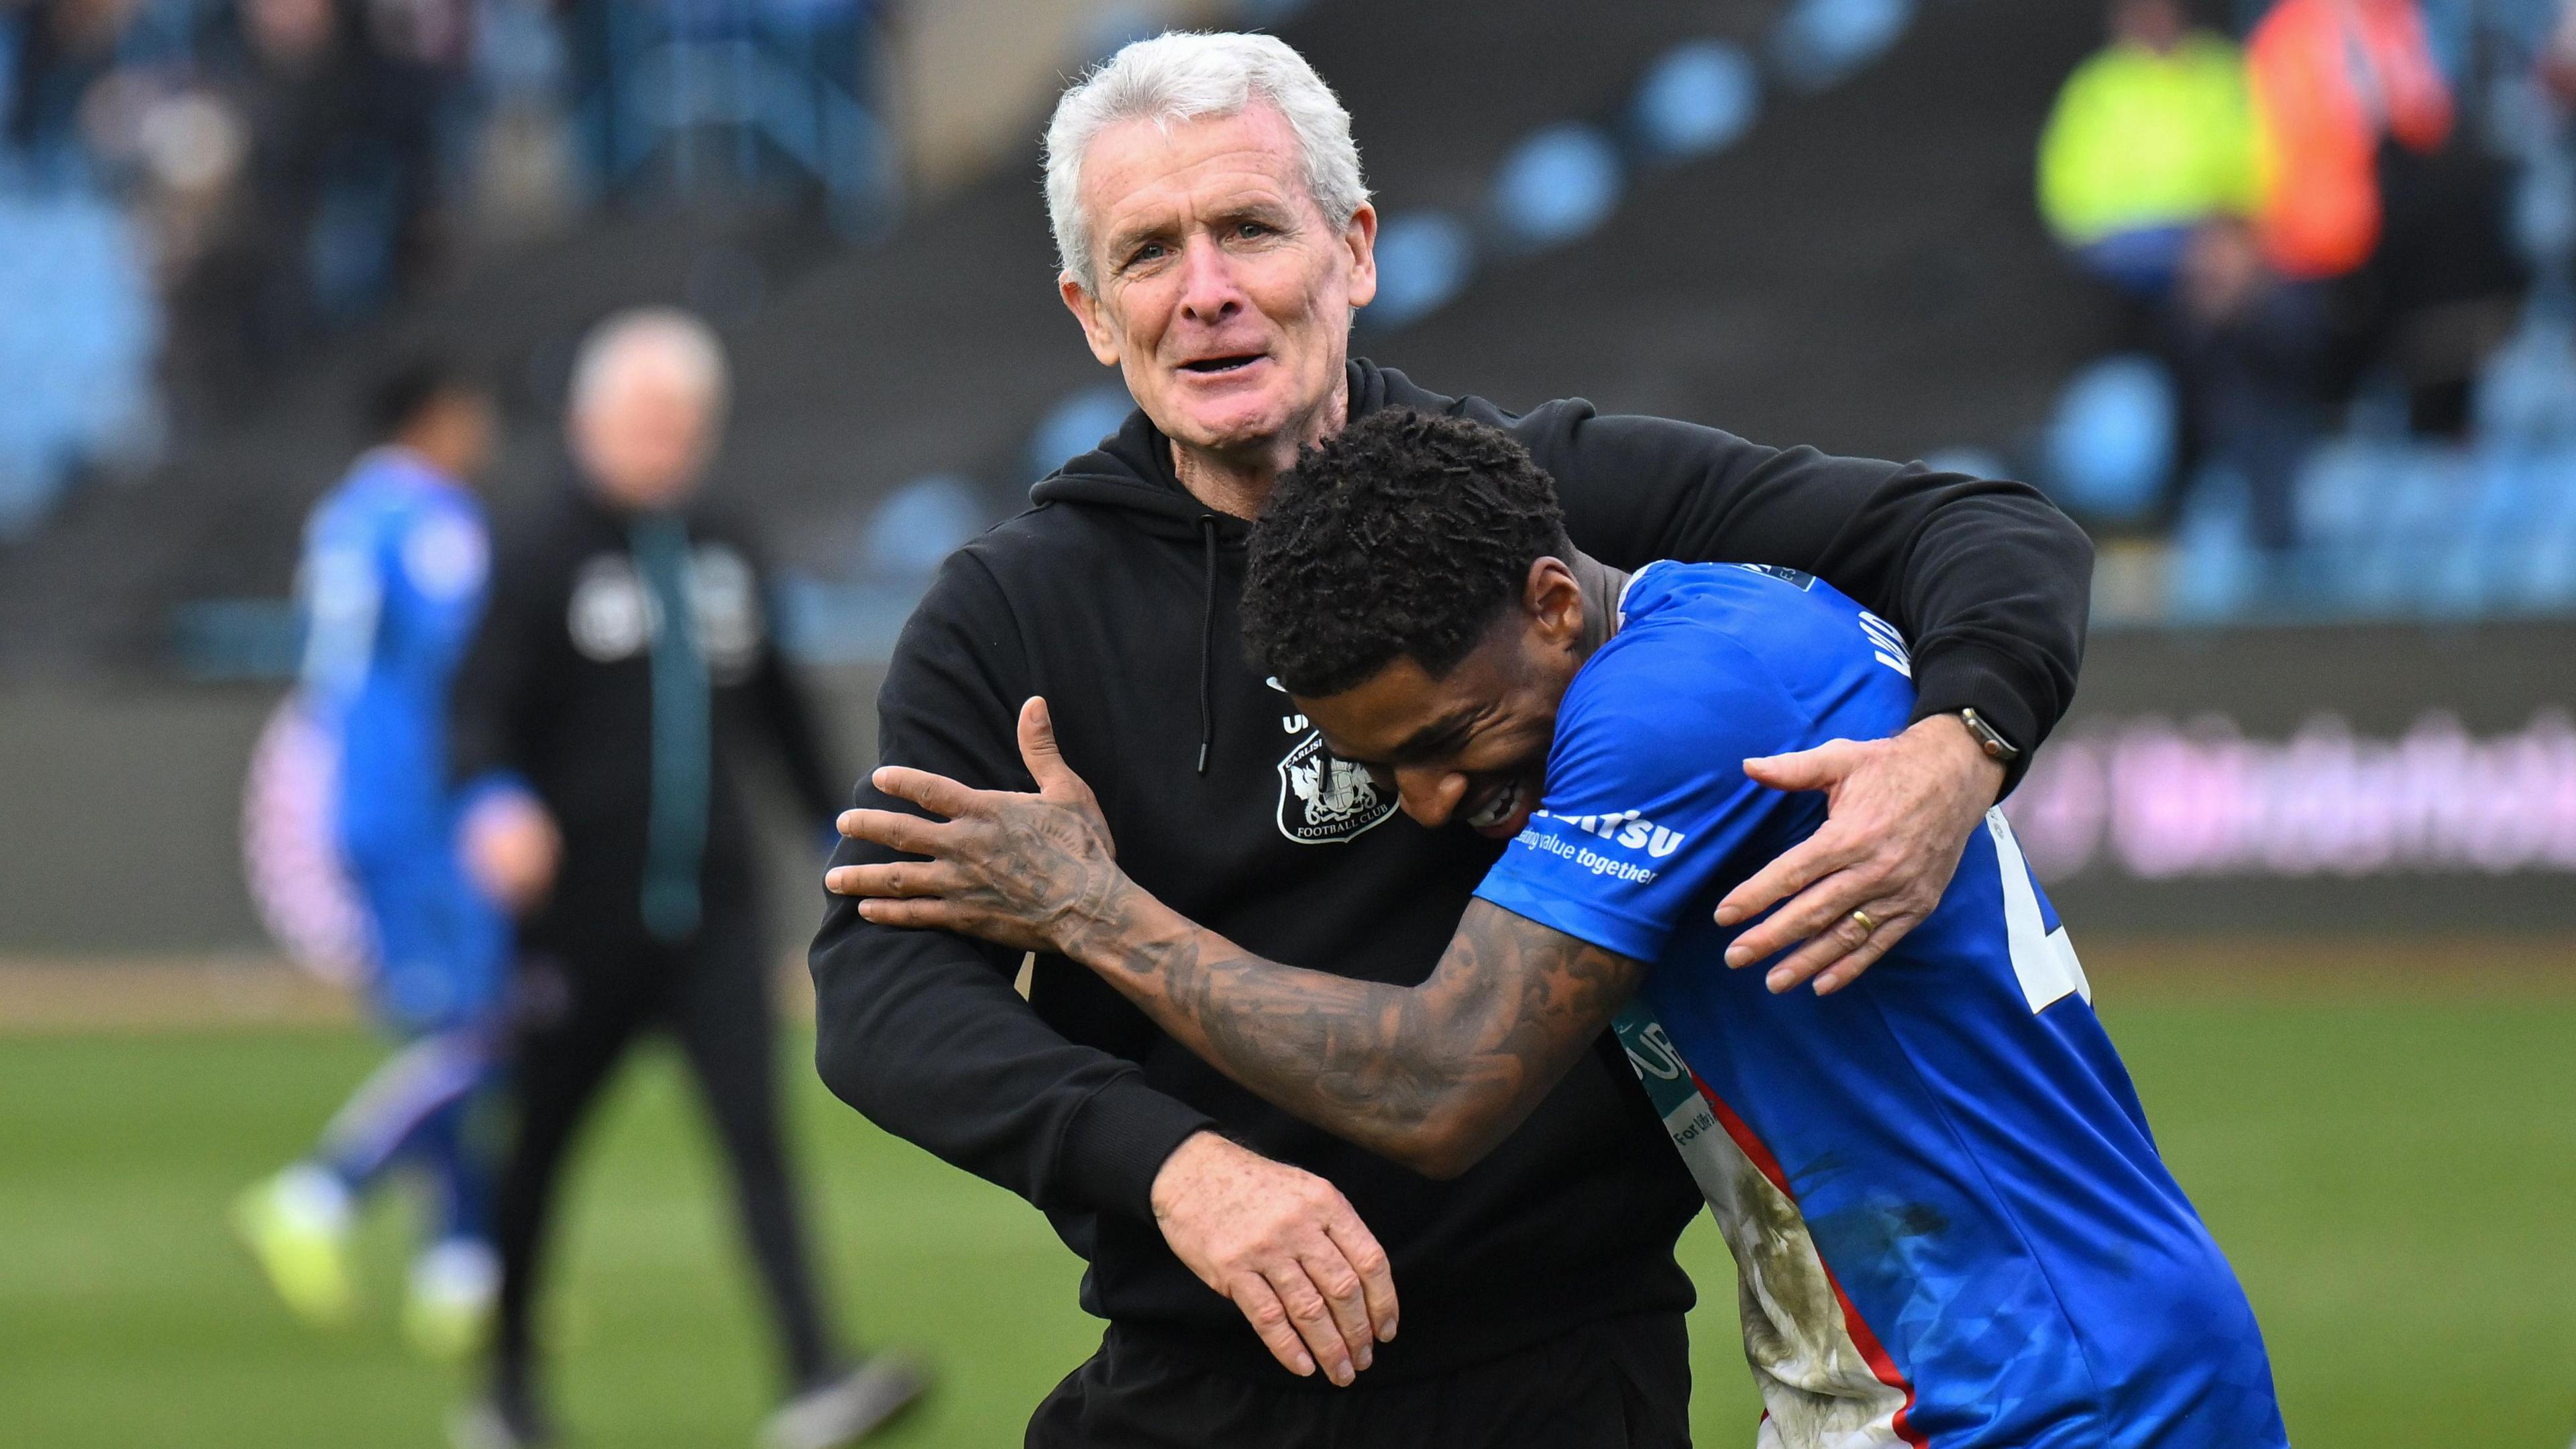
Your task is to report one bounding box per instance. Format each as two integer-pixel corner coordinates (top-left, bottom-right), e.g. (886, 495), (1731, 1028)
(1196, 515), (1218, 775)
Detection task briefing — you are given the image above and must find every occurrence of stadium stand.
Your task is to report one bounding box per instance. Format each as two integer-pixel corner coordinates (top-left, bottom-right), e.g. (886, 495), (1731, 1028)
(4, 0), (2573, 680)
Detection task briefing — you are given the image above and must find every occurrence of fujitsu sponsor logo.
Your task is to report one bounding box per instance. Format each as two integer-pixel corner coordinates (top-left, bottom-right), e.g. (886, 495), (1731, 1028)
(1534, 808), (1687, 859)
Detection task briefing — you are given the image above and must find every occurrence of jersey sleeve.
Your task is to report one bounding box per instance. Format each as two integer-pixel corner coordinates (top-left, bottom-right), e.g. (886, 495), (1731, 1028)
(396, 494), (492, 665)
(1472, 628), (1811, 963)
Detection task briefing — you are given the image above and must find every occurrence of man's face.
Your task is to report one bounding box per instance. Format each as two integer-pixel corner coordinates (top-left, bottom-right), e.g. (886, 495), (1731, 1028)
(570, 352), (718, 511)
(1059, 105), (1377, 464)
(1296, 560), (1587, 841)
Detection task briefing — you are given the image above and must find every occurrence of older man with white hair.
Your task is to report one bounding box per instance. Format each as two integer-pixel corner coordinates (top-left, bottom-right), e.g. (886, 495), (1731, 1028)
(451, 309), (926, 1449)
(814, 32), (2093, 1447)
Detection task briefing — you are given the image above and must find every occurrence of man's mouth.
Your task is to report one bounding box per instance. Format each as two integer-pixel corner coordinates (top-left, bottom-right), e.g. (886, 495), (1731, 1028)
(1463, 778), (1527, 837)
(1177, 353), (1267, 375)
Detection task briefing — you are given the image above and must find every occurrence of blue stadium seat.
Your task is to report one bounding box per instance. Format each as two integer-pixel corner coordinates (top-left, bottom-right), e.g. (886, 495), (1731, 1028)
(2168, 465), (2260, 621)
(1491, 123), (1623, 248)
(2293, 440), (2385, 553)
(1368, 211), (1477, 329)
(2043, 354), (2175, 525)
(1631, 41), (1761, 161)
(1026, 384), (1136, 482)
(1921, 447), (2011, 483)
(0, 187), (156, 537)
(1770, 0), (1917, 92)
(861, 475), (985, 582)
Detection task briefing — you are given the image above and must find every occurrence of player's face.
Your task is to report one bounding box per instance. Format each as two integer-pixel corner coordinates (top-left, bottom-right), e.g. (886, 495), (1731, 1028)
(1301, 568), (1589, 841)
(1060, 105), (1378, 465)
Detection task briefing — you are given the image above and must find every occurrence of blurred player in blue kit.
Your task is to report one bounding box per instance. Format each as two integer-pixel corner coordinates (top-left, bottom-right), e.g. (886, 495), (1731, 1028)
(237, 360), (512, 1358)
(831, 409), (2291, 1447)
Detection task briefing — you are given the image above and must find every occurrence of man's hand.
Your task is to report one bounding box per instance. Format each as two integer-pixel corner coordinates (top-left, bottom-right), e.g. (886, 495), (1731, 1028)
(461, 789), (561, 916)
(1149, 1132), (1399, 1386)
(1713, 714), (2004, 996)
(826, 698), (1125, 956)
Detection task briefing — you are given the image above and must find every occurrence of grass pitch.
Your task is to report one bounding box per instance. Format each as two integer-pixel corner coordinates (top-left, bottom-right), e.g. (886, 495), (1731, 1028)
(3, 983), (2573, 1447)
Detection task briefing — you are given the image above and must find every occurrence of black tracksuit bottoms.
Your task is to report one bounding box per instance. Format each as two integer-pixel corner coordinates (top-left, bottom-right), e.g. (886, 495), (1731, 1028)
(1026, 1311), (1693, 1449)
(492, 900), (836, 1403)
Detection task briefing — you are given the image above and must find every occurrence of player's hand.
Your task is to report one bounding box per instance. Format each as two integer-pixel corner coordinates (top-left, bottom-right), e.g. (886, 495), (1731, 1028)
(828, 697), (1127, 958)
(1148, 1132), (1399, 1386)
(462, 789), (561, 915)
(1713, 714), (2003, 996)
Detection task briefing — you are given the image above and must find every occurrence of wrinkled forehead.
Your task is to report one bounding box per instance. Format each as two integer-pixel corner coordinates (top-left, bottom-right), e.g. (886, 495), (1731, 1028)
(1078, 103), (1317, 238)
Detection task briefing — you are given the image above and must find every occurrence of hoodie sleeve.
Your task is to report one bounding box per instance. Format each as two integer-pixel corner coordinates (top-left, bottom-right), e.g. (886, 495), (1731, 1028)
(809, 547), (1218, 1224)
(1525, 403), (2092, 790)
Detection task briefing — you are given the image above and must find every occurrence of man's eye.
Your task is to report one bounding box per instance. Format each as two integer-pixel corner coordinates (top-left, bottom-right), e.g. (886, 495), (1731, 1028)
(1126, 242), (1167, 267)
(1234, 221), (1271, 239)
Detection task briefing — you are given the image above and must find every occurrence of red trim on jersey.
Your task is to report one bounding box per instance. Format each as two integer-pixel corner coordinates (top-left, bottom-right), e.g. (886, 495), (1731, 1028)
(1693, 1071), (1932, 1449)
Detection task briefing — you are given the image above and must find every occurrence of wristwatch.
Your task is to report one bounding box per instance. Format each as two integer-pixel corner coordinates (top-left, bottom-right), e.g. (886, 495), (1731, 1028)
(1957, 708), (2020, 765)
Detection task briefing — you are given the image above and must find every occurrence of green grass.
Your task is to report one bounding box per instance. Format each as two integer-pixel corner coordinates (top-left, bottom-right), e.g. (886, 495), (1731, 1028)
(1, 996), (2572, 1446)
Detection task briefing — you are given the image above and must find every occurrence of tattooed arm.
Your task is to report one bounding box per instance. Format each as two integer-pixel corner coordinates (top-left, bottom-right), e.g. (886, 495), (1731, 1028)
(829, 698), (1649, 1179)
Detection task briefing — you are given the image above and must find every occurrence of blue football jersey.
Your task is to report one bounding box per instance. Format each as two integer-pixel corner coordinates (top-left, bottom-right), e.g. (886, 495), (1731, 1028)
(299, 447), (491, 858)
(295, 448), (505, 1022)
(1472, 563), (2286, 1449)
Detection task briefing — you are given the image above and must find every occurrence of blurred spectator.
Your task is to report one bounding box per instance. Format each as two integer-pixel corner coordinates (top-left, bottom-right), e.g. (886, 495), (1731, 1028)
(7, 0), (140, 176)
(2161, 215), (2334, 552)
(2039, 0), (2259, 297)
(168, 0), (360, 388)
(2545, 0), (2576, 105)
(2247, 0), (2453, 282)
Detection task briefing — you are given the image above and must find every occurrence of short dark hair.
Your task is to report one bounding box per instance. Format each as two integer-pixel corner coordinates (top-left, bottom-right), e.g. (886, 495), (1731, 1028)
(366, 356), (482, 442)
(1243, 408), (1568, 698)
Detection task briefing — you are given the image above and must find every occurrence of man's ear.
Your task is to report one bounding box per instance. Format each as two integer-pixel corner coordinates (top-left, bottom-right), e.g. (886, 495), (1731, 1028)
(1342, 203), (1380, 311)
(1525, 556), (1585, 646)
(1059, 272), (1122, 367)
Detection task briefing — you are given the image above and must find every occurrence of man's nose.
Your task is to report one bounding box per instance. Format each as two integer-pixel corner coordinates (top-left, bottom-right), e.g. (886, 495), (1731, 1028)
(1395, 767), (1466, 828)
(1175, 233), (1244, 323)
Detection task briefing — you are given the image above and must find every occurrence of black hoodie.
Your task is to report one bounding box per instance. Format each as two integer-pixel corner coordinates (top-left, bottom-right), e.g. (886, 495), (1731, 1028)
(810, 360), (2092, 1384)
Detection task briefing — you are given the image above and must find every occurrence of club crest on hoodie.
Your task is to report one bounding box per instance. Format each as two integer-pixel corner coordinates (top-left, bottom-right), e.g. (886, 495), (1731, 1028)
(1275, 729), (1398, 845)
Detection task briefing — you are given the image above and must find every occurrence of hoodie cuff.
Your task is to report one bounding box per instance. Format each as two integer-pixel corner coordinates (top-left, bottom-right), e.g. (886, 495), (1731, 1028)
(1058, 1073), (1220, 1223)
(1908, 641), (2048, 798)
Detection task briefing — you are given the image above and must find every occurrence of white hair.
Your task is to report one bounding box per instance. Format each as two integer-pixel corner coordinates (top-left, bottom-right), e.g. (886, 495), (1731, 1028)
(1044, 30), (1370, 292)
(570, 307), (729, 416)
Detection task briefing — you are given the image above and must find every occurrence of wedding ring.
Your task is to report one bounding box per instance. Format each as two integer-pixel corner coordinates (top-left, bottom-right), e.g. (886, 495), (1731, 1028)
(1848, 908), (1878, 937)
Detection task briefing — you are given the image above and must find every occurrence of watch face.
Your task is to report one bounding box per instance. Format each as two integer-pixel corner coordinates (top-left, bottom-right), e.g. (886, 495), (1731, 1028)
(1963, 710), (2018, 761)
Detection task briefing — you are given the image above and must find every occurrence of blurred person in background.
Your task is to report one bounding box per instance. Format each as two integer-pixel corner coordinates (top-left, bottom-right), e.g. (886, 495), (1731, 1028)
(173, 0), (360, 388)
(235, 357), (511, 1362)
(812, 31), (2094, 1448)
(2248, 0), (2526, 439)
(2163, 214), (2336, 555)
(2247, 0), (2453, 286)
(2039, 0), (2259, 300)
(448, 308), (924, 1449)
(5, 0), (142, 176)
(347, 0), (476, 299)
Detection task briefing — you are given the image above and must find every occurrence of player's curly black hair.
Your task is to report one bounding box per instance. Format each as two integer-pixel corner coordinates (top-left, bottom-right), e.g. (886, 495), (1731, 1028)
(1243, 407), (1568, 698)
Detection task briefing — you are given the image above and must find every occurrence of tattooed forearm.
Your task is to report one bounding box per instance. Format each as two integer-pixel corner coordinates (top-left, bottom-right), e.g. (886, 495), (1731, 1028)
(1064, 897), (1648, 1179)
(831, 739), (1643, 1177)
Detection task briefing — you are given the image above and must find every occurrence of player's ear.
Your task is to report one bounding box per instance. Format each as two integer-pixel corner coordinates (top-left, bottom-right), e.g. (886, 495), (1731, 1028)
(1525, 556), (1584, 646)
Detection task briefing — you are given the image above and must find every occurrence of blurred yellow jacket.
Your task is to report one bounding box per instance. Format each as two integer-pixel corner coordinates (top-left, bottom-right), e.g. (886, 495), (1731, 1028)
(2037, 34), (2259, 248)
